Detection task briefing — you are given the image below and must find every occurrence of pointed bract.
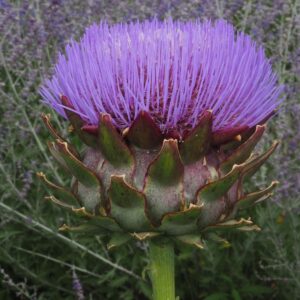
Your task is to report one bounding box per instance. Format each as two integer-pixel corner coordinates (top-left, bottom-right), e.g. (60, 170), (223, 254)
(144, 139), (184, 225)
(204, 218), (257, 232)
(145, 139), (184, 185)
(237, 225), (261, 232)
(37, 172), (79, 206)
(197, 165), (241, 204)
(242, 141), (279, 180)
(127, 111), (163, 149)
(81, 124), (98, 135)
(159, 204), (203, 235)
(42, 113), (80, 158)
(41, 113), (64, 141)
(47, 140), (69, 171)
(179, 111), (212, 165)
(237, 181), (279, 209)
(59, 223), (106, 234)
(76, 183), (102, 212)
(98, 113), (134, 167)
(54, 139), (101, 188)
(220, 125), (266, 173)
(61, 95), (98, 147)
(212, 126), (248, 145)
(72, 207), (94, 218)
(176, 234), (204, 249)
(207, 233), (231, 248)
(89, 215), (123, 232)
(49, 141), (102, 212)
(108, 175), (152, 231)
(45, 195), (74, 210)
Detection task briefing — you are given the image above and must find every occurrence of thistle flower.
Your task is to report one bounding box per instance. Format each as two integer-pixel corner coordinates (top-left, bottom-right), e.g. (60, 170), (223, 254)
(39, 19), (282, 248)
(41, 19), (282, 136)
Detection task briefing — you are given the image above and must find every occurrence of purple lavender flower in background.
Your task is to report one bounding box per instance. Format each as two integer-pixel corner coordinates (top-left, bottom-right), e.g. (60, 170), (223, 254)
(40, 19), (283, 136)
(72, 269), (84, 300)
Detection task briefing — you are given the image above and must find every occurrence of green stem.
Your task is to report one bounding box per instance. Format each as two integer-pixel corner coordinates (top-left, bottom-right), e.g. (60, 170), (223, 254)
(149, 239), (175, 300)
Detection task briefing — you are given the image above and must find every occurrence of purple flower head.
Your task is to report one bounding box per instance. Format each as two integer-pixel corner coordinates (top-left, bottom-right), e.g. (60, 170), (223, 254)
(40, 19), (283, 134)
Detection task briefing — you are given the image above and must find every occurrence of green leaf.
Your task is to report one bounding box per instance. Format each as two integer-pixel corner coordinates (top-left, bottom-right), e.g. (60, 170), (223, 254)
(127, 111), (163, 149)
(98, 113), (134, 167)
(179, 110), (212, 164)
(108, 175), (152, 231)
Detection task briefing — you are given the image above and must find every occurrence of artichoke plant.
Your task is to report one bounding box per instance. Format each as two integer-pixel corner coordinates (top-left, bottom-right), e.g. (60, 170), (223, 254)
(39, 19), (283, 299)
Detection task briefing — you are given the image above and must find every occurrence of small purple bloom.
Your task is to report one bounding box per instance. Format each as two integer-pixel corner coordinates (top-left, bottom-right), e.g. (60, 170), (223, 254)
(40, 19), (283, 134)
(72, 269), (84, 300)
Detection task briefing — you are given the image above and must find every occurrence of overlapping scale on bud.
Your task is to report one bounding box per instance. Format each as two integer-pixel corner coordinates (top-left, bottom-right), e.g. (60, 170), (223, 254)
(39, 19), (282, 249)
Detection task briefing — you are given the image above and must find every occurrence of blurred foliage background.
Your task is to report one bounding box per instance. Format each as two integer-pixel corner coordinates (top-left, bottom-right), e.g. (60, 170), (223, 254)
(0, 0), (299, 299)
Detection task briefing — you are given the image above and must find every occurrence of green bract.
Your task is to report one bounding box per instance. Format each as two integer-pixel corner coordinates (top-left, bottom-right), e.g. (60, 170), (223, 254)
(39, 109), (278, 249)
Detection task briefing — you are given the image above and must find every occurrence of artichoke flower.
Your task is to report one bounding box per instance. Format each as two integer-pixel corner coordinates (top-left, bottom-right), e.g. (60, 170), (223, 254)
(39, 19), (283, 250)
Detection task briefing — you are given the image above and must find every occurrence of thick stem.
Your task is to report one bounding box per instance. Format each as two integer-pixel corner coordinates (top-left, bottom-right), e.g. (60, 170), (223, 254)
(149, 239), (175, 300)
